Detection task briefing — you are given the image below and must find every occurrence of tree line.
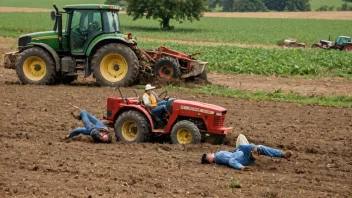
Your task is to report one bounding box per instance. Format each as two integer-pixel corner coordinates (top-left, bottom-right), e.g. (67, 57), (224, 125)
(208, 0), (311, 12)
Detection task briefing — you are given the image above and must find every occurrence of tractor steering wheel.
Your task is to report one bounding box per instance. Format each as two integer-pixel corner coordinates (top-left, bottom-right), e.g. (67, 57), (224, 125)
(158, 91), (168, 100)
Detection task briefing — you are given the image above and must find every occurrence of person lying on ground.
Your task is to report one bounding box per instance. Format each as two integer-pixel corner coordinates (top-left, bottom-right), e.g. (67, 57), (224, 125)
(65, 109), (112, 143)
(142, 84), (167, 118)
(201, 134), (292, 171)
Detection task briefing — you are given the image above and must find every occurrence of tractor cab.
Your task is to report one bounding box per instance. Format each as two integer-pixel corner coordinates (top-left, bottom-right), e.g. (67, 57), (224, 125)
(334, 36), (351, 49)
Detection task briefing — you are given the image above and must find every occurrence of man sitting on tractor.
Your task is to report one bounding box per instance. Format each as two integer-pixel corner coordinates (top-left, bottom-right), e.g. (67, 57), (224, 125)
(143, 84), (167, 118)
(201, 134), (292, 171)
(65, 109), (112, 143)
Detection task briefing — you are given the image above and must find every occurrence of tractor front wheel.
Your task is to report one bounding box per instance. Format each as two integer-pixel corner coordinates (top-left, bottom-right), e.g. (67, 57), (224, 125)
(92, 43), (139, 86)
(170, 120), (201, 144)
(114, 110), (151, 143)
(154, 57), (181, 79)
(15, 47), (56, 84)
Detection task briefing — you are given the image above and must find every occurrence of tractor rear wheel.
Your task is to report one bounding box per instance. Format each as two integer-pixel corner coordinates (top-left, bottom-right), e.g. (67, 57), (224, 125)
(15, 47), (56, 84)
(114, 110), (151, 143)
(344, 45), (352, 52)
(154, 57), (181, 79)
(170, 120), (201, 144)
(92, 43), (139, 86)
(311, 44), (321, 49)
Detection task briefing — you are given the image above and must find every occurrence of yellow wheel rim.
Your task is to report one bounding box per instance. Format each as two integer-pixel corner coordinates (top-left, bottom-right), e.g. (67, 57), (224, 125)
(176, 128), (192, 144)
(23, 56), (46, 81)
(100, 54), (128, 82)
(121, 121), (138, 141)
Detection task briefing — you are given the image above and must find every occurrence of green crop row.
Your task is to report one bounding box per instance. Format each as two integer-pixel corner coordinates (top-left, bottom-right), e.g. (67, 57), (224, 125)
(139, 41), (352, 78)
(167, 84), (352, 107)
(1, 12), (352, 47)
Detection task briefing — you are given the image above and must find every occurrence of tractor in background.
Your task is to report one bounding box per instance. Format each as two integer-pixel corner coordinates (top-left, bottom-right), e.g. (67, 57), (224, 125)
(311, 36), (352, 51)
(3, 4), (207, 86)
(103, 89), (232, 145)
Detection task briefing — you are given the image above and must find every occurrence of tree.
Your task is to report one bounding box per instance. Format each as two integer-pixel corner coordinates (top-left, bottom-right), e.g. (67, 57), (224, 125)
(125, 0), (207, 29)
(263, 0), (286, 11)
(234, 0), (268, 12)
(286, 0), (310, 11)
(222, 0), (235, 12)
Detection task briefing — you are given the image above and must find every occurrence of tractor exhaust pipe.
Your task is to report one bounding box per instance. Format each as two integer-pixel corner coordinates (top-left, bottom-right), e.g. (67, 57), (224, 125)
(52, 3), (63, 50)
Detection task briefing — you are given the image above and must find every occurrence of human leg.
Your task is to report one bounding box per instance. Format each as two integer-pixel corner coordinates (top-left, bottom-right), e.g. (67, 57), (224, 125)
(257, 145), (283, 158)
(68, 128), (91, 138)
(151, 105), (166, 117)
(80, 110), (105, 129)
(157, 100), (167, 106)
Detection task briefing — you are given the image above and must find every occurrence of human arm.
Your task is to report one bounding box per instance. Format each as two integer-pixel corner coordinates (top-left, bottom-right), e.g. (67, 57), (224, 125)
(228, 158), (244, 170)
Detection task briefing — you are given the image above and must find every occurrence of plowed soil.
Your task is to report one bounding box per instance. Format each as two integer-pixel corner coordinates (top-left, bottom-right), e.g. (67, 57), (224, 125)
(1, 63), (352, 198)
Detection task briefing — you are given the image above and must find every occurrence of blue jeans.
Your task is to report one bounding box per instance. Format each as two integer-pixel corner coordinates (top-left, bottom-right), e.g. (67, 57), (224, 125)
(151, 101), (167, 117)
(68, 110), (106, 138)
(257, 145), (282, 158)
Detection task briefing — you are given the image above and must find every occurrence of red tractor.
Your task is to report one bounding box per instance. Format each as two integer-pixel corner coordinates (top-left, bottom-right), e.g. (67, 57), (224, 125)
(103, 89), (232, 144)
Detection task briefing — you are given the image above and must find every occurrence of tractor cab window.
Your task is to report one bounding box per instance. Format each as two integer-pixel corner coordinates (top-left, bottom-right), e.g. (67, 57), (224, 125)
(102, 11), (120, 33)
(70, 10), (102, 53)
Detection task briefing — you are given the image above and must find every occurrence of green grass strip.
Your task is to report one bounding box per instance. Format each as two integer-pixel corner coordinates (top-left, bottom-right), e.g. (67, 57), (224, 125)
(165, 84), (352, 108)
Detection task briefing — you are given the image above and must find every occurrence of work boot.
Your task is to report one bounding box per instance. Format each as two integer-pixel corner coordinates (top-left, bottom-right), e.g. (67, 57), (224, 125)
(64, 134), (72, 143)
(282, 150), (293, 159)
(71, 109), (81, 120)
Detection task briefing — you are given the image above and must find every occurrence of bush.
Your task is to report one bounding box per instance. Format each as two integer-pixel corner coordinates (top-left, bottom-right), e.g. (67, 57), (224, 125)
(339, 3), (352, 11)
(316, 5), (329, 11)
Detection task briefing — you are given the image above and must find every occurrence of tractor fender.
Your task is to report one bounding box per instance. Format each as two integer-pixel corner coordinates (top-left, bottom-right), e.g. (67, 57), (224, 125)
(31, 43), (61, 72)
(85, 36), (134, 57)
(114, 105), (155, 130)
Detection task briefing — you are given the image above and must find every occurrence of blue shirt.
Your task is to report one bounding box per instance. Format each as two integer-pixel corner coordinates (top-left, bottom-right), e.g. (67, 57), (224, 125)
(214, 144), (256, 170)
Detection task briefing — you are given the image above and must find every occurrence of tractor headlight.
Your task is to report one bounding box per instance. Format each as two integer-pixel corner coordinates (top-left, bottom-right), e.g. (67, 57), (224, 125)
(215, 112), (222, 116)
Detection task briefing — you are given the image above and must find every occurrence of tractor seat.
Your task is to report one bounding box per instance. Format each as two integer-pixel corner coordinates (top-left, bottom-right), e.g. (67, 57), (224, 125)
(166, 98), (176, 114)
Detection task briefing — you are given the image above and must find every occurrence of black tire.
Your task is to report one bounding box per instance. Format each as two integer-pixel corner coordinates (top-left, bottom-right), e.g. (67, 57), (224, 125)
(54, 74), (77, 84)
(114, 110), (151, 143)
(15, 47), (56, 84)
(170, 120), (201, 144)
(154, 57), (181, 79)
(91, 43), (139, 86)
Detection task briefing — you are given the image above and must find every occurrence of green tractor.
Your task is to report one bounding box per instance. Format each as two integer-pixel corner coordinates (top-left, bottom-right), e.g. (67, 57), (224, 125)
(311, 36), (352, 51)
(4, 4), (207, 86)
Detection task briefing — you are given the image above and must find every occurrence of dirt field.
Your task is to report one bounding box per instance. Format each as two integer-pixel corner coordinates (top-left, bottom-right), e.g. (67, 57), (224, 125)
(1, 7), (352, 20)
(1, 59), (352, 197)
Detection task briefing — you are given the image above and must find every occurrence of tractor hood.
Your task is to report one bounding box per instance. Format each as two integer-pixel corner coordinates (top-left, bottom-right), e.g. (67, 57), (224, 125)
(20, 31), (58, 43)
(18, 31), (64, 51)
(173, 100), (227, 114)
